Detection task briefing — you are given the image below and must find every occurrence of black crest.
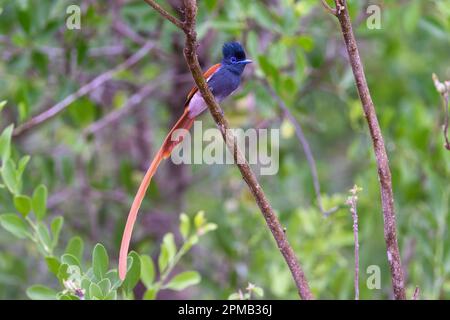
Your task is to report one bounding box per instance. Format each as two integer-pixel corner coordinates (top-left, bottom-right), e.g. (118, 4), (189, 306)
(222, 42), (246, 61)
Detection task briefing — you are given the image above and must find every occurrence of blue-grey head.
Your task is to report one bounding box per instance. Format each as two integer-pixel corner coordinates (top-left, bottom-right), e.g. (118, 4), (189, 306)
(222, 42), (252, 75)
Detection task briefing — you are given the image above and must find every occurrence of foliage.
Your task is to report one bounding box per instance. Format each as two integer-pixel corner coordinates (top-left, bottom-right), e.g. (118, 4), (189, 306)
(0, 127), (213, 299)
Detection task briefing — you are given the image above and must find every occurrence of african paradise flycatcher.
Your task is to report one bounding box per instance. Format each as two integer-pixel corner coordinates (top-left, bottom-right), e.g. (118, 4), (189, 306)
(118, 42), (252, 280)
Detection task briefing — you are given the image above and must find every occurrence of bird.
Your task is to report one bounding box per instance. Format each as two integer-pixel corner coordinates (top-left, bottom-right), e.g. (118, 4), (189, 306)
(118, 42), (252, 280)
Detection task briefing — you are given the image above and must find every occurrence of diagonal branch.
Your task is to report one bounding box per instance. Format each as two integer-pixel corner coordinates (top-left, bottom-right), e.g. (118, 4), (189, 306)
(13, 41), (155, 137)
(323, 0), (406, 299)
(82, 81), (164, 137)
(262, 79), (339, 216)
(145, 0), (313, 299)
(143, 0), (185, 30)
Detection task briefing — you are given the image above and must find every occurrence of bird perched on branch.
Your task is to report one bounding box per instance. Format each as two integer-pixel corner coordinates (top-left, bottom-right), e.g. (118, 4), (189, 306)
(119, 42), (252, 280)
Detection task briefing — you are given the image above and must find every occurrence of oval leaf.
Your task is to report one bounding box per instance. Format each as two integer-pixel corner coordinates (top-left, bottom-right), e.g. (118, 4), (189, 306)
(121, 251), (141, 294)
(164, 271), (201, 291)
(65, 236), (84, 261)
(92, 243), (109, 280)
(26, 285), (57, 300)
(32, 184), (48, 221)
(14, 195), (31, 216)
(140, 255), (155, 288)
(0, 213), (30, 239)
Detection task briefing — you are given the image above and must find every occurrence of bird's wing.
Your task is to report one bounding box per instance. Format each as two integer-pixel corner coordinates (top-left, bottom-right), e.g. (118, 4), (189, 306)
(185, 63), (221, 106)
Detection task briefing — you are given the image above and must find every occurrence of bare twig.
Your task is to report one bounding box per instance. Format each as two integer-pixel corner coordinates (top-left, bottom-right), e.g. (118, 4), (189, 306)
(146, 0), (313, 299)
(262, 79), (339, 216)
(324, 0), (406, 299)
(432, 73), (450, 151)
(346, 184), (361, 300)
(412, 286), (420, 300)
(13, 41), (155, 137)
(143, 0), (185, 30)
(321, 0), (337, 15)
(83, 81), (165, 136)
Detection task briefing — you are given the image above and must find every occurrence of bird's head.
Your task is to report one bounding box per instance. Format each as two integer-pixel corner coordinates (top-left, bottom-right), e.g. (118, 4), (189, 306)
(222, 42), (252, 74)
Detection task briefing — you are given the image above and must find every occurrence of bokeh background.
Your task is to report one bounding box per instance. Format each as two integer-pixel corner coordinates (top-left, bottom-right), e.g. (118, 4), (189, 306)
(0, 0), (449, 299)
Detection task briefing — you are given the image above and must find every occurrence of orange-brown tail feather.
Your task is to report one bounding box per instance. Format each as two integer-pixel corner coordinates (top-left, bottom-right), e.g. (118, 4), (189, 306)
(119, 108), (194, 280)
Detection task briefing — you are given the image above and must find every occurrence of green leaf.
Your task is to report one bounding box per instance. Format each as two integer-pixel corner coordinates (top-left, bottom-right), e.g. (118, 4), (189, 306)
(58, 294), (80, 300)
(105, 270), (121, 290)
(228, 293), (241, 300)
(252, 286), (264, 297)
(26, 285), (57, 300)
(104, 290), (117, 300)
(98, 278), (111, 296)
(158, 243), (169, 273)
(163, 233), (176, 262)
(179, 213), (190, 239)
(1, 159), (19, 194)
(57, 264), (70, 284)
(140, 255), (155, 288)
(143, 288), (157, 300)
(297, 35), (314, 52)
(16, 155), (30, 182)
(194, 211), (206, 229)
(13, 195), (31, 217)
(92, 243), (109, 280)
(258, 55), (278, 81)
(0, 100), (6, 113)
(81, 278), (92, 299)
(50, 216), (64, 248)
(61, 254), (81, 268)
(17, 8), (31, 34)
(45, 256), (61, 276)
(0, 213), (30, 239)
(164, 271), (201, 291)
(89, 282), (103, 300)
(65, 236), (84, 261)
(32, 184), (48, 221)
(198, 223), (218, 236)
(121, 251), (141, 294)
(184, 235), (199, 251)
(36, 222), (52, 253)
(0, 124), (13, 165)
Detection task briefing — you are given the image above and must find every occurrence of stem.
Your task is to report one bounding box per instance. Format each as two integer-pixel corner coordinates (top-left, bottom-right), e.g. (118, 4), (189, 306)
(326, 0), (406, 299)
(144, 0), (313, 299)
(262, 79), (339, 216)
(13, 41), (155, 137)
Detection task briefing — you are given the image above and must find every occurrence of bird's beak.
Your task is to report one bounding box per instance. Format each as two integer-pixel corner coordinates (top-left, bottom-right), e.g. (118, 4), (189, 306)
(240, 59), (253, 65)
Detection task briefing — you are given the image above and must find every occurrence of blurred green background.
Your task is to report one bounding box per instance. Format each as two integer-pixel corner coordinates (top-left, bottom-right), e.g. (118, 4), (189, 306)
(0, 0), (449, 299)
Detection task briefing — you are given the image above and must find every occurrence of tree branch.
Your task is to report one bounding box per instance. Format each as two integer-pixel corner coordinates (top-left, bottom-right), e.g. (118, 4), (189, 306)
(325, 0), (406, 299)
(262, 79), (339, 216)
(13, 41), (155, 137)
(143, 0), (186, 30)
(82, 81), (164, 137)
(145, 0), (313, 299)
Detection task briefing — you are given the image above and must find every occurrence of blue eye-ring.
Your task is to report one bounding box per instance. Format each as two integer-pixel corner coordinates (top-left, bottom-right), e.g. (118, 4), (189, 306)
(230, 57), (237, 63)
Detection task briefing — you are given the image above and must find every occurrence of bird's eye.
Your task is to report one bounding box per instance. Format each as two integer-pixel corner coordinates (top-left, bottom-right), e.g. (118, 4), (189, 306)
(230, 57), (237, 63)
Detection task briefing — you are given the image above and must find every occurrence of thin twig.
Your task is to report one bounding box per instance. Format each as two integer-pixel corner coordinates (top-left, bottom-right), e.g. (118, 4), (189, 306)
(83, 81), (165, 136)
(320, 0), (337, 15)
(143, 0), (185, 30)
(146, 0), (313, 299)
(346, 184), (361, 300)
(432, 73), (450, 151)
(13, 41), (155, 137)
(262, 79), (339, 216)
(325, 0), (406, 299)
(412, 286), (420, 300)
